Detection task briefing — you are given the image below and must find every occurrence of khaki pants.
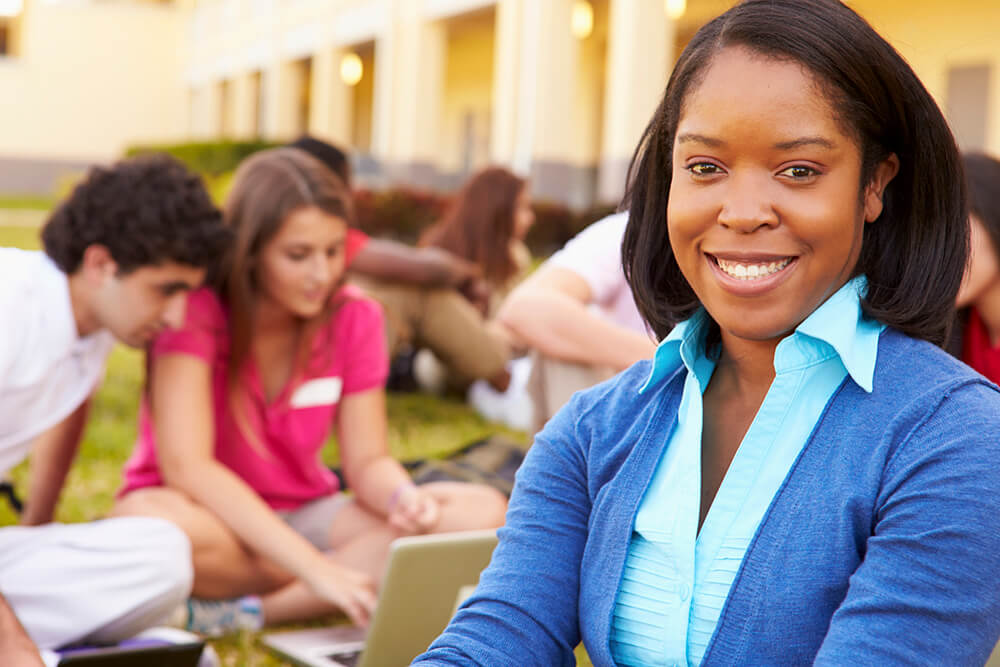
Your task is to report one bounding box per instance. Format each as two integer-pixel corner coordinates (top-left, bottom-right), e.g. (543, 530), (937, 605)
(527, 351), (615, 434)
(350, 276), (509, 386)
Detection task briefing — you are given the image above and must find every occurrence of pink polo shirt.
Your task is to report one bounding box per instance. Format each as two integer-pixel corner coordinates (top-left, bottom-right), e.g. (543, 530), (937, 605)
(120, 286), (389, 510)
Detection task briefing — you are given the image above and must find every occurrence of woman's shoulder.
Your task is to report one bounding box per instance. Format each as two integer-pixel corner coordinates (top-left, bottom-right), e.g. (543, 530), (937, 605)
(558, 359), (677, 433)
(875, 328), (994, 394)
(330, 285), (383, 320)
(185, 286), (227, 321)
(861, 328), (1000, 443)
(320, 285), (386, 345)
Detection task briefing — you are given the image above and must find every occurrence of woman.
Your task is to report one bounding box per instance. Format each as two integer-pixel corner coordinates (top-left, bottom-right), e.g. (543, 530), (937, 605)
(420, 166), (535, 317)
(415, 1), (1000, 665)
(954, 152), (1000, 382)
(113, 148), (507, 635)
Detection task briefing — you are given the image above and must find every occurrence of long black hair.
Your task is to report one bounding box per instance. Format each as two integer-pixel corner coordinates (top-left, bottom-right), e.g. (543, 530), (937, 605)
(621, 0), (967, 347)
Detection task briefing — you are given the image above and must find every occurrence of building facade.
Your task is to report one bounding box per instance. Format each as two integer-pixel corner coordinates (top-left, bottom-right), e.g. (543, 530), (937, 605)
(2, 0), (999, 208)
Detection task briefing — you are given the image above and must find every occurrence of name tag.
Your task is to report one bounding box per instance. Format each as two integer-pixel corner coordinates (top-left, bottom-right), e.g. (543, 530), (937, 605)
(289, 377), (342, 408)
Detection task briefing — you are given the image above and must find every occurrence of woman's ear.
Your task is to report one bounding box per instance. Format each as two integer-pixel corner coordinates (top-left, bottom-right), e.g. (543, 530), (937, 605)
(864, 153), (900, 223)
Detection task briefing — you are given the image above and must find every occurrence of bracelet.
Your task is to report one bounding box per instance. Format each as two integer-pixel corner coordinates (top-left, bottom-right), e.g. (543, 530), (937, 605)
(388, 482), (416, 512)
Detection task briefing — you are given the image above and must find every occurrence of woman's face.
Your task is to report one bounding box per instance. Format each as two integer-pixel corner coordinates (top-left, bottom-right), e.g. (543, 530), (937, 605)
(667, 46), (896, 348)
(512, 186), (536, 241)
(257, 205), (347, 319)
(956, 214), (1000, 308)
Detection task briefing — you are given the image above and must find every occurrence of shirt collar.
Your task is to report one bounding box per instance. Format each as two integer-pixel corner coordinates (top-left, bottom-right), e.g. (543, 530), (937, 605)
(640, 276), (882, 395)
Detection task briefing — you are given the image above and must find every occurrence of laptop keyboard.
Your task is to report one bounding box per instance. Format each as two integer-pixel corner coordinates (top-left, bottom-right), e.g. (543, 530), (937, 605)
(326, 649), (362, 667)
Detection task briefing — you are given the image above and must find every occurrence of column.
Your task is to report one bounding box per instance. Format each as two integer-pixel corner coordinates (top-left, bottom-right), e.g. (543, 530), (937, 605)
(308, 46), (353, 145)
(597, 0), (672, 203)
(231, 71), (258, 139)
(387, 5), (446, 188)
(489, 0), (522, 169)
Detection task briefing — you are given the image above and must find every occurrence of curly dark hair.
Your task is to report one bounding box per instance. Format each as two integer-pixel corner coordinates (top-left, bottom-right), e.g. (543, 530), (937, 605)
(42, 153), (229, 275)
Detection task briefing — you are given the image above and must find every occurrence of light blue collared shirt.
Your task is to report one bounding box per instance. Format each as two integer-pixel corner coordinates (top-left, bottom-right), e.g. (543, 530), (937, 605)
(610, 276), (884, 667)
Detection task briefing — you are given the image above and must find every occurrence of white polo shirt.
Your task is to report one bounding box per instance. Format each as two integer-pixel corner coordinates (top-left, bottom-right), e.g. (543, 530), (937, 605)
(0, 248), (114, 477)
(546, 211), (648, 335)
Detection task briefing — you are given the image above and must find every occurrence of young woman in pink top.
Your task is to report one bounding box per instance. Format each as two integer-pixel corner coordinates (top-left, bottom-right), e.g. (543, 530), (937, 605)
(113, 148), (507, 634)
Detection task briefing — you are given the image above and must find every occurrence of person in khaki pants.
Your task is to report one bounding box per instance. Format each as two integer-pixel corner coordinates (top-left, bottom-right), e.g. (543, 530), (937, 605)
(289, 137), (514, 391)
(499, 211), (657, 433)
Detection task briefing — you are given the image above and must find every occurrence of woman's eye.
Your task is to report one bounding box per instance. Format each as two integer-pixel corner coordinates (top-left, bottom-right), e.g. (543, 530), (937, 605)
(287, 252), (308, 262)
(778, 165), (819, 180)
(687, 162), (722, 177)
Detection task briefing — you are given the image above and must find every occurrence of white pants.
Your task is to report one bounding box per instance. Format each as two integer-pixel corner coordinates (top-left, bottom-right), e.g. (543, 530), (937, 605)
(0, 517), (193, 649)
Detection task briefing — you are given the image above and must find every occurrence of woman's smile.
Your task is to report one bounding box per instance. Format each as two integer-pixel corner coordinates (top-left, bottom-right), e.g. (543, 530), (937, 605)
(707, 253), (798, 295)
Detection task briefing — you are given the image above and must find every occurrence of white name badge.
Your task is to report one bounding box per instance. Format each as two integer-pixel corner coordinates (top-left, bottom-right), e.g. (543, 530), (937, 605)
(289, 377), (343, 408)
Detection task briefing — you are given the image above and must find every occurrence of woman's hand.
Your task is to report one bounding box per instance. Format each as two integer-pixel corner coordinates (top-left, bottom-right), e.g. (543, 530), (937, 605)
(304, 558), (378, 628)
(387, 484), (441, 534)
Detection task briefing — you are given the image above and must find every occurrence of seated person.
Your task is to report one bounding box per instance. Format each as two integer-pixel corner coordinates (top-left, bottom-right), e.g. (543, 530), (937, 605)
(419, 166), (535, 318)
(417, 1), (1000, 664)
(952, 152), (1000, 382)
(112, 148), (507, 636)
(404, 166), (536, 393)
(497, 211), (657, 431)
(290, 136), (513, 391)
(0, 155), (228, 663)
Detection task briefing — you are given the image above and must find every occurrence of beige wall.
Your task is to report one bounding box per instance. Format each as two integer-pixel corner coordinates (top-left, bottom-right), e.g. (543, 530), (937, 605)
(0, 0), (185, 163)
(4, 0), (996, 203)
(852, 0), (1000, 155)
(440, 8), (495, 175)
(679, 0), (1000, 156)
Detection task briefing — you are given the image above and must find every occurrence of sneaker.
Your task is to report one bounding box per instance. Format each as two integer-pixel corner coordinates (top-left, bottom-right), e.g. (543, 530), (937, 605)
(174, 596), (263, 637)
(413, 348), (448, 395)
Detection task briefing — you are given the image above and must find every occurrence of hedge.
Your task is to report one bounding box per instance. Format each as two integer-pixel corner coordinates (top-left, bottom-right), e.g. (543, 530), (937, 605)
(123, 141), (620, 254)
(124, 140), (281, 175)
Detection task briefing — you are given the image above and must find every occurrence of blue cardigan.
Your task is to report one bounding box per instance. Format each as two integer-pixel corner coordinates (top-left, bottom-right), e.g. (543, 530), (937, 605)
(416, 330), (1000, 666)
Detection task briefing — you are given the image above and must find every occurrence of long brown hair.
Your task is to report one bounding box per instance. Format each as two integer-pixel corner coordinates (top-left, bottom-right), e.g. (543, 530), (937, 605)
(419, 166), (525, 287)
(214, 147), (354, 442)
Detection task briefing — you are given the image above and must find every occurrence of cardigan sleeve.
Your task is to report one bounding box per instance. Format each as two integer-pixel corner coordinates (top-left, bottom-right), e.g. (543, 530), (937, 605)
(814, 380), (1000, 665)
(414, 394), (593, 666)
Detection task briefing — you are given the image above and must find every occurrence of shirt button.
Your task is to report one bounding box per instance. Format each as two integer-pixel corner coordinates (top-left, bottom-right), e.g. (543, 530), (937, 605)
(679, 584), (691, 601)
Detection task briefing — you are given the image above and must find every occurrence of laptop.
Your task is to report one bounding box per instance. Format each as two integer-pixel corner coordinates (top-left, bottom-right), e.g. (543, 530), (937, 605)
(46, 627), (206, 667)
(263, 529), (498, 667)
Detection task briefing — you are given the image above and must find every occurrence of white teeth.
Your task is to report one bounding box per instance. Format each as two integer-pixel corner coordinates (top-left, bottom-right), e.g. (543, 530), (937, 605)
(716, 257), (791, 280)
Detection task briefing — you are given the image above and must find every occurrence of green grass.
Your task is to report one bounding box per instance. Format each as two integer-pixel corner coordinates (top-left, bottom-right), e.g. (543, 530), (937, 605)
(0, 224), (597, 666)
(0, 194), (55, 210)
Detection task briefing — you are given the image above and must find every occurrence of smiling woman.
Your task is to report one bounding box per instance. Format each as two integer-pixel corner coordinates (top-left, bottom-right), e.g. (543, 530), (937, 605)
(415, 1), (1000, 666)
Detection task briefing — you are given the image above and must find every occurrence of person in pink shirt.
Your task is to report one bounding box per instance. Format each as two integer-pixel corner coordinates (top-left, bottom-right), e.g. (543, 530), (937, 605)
(113, 147), (507, 635)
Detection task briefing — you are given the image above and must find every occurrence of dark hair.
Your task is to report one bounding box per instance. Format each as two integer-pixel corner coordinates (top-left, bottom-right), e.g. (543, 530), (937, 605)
(42, 153), (227, 275)
(419, 166), (526, 287)
(622, 0), (967, 347)
(218, 147), (354, 445)
(289, 135), (352, 188)
(964, 152), (1000, 258)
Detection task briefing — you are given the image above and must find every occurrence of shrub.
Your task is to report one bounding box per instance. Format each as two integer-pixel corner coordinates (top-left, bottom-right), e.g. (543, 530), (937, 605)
(124, 140), (279, 176)
(353, 187), (452, 243)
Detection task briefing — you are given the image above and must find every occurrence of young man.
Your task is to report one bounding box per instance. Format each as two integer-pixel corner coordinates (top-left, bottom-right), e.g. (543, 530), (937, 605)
(0, 154), (229, 664)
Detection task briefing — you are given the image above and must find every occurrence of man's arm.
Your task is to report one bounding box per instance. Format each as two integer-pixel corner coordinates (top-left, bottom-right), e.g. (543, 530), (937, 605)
(20, 400), (90, 526)
(498, 266), (656, 371)
(350, 239), (484, 294)
(0, 594), (44, 667)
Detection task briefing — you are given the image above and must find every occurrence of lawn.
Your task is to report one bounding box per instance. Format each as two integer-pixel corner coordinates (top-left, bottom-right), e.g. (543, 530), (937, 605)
(0, 222), (594, 666)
